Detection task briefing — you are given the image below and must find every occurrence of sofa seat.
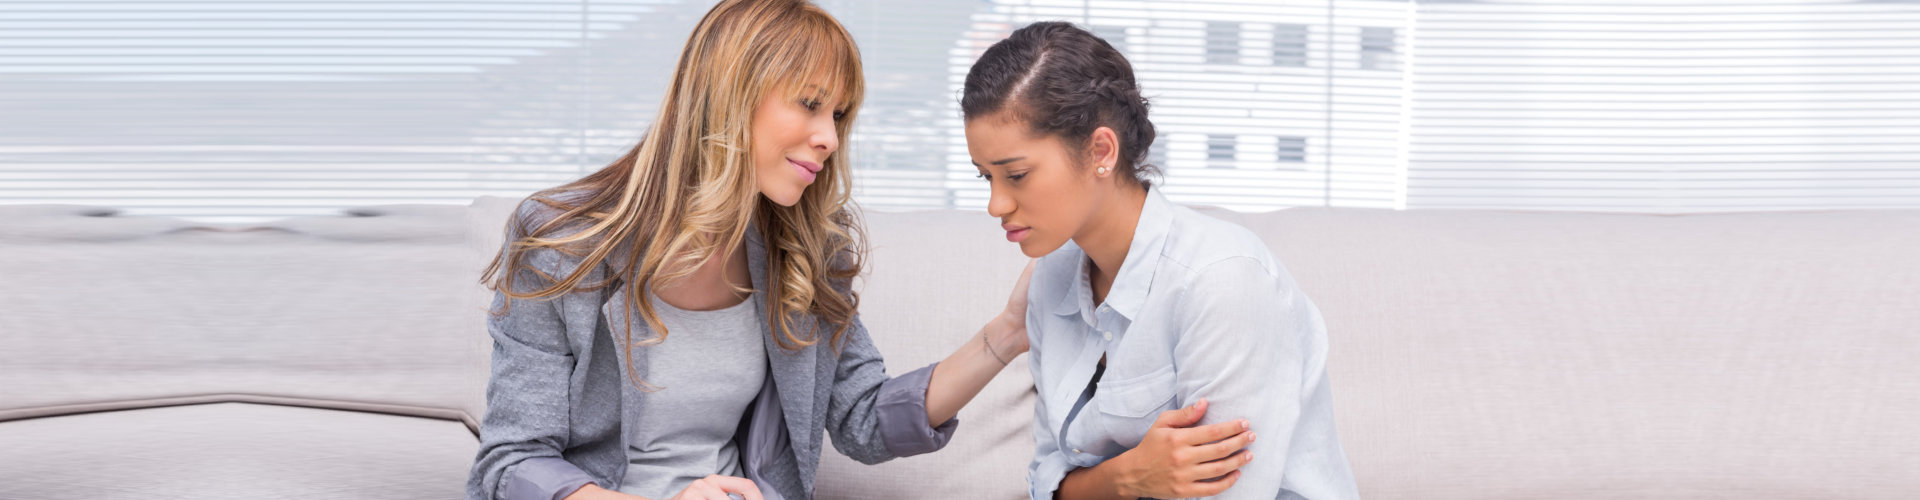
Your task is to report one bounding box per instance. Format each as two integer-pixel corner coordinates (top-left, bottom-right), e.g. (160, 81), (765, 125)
(0, 402), (477, 500)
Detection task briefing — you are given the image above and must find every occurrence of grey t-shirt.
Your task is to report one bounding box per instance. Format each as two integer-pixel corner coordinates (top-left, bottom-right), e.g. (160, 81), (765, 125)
(616, 291), (767, 499)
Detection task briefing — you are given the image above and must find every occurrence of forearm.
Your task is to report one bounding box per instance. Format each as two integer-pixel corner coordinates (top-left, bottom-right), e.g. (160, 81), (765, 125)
(925, 313), (1022, 427)
(1056, 460), (1128, 500)
(563, 484), (646, 500)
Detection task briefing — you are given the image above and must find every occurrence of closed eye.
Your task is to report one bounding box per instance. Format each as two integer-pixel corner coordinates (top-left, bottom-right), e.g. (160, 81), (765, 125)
(976, 171), (1027, 182)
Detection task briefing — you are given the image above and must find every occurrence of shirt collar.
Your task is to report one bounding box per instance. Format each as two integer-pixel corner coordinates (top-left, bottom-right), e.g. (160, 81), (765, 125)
(1048, 186), (1174, 322)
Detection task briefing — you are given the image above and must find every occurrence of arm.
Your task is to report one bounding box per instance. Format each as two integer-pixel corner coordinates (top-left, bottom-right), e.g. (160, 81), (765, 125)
(561, 485), (634, 500)
(468, 233), (601, 500)
(1165, 256), (1306, 499)
(819, 260), (1034, 463)
(925, 259), (1035, 426)
(1054, 399), (1252, 500)
(1056, 460), (1126, 500)
(1027, 399), (1089, 500)
(1056, 257), (1288, 500)
(564, 478), (764, 500)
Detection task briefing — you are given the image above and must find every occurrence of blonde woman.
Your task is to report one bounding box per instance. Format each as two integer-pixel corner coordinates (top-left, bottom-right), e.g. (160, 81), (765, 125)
(963, 23), (1359, 499)
(466, 1), (1030, 499)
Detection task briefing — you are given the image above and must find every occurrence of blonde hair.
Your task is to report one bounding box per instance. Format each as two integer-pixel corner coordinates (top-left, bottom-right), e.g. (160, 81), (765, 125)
(482, 0), (866, 390)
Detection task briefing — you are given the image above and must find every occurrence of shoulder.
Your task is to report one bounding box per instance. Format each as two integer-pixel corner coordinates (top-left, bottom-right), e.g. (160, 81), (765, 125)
(506, 188), (599, 240)
(1155, 205), (1319, 327)
(1159, 204), (1282, 281)
(499, 188), (614, 283)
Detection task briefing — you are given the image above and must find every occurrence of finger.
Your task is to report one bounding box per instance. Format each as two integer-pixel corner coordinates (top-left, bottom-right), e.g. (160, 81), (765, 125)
(1178, 417), (1250, 446)
(1192, 429), (1256, 462)
(1188, 469), (1242, 497)
(683, 481), (723, 500)
(1009, 259), (1036, 300)
(704, 476), (764, 500)
(699, 483), (733, 500)
(1008, 259), (1037, 311)
(1189, 448), (1252, 479)
(1154, 398), (1208, 428)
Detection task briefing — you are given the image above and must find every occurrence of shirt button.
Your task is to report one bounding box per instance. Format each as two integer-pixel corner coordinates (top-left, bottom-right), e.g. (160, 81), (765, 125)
(1072, 448), (1082, 454)
(1102, 331), (1113, 341)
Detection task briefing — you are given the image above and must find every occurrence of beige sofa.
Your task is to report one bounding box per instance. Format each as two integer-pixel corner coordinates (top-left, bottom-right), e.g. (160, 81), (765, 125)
(2, 200), (1915, 499)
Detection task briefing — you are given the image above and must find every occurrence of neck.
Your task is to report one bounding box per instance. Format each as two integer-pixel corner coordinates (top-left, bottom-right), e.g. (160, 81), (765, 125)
(705, 238), (751, 290)
(1076, 184), (1148, 299)
(654, 237), (752, 311)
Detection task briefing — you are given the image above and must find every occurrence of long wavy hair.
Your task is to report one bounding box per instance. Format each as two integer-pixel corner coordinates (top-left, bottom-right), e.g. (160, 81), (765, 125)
(482, 0), (867, 390)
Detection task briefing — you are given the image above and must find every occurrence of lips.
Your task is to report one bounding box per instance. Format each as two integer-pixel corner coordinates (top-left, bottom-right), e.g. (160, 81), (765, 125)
(1002, 222), (1031, 243)
(788, 158), (821, 183)
(788, 158), (822, 173)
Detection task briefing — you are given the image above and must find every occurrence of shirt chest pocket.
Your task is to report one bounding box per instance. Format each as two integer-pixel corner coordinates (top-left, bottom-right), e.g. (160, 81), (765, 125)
(1092, 364), (1178, 450)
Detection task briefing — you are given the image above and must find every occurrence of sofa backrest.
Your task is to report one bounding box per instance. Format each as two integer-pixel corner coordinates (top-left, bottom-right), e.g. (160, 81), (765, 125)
(1230, 208), (1916, 498)
(820, 206), (1920, 499)
(4, 201), (1915, 498)
(0, 204), (495, 428)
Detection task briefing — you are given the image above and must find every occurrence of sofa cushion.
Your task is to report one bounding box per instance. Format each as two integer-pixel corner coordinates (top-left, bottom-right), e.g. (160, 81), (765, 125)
(0, 402), (477, 500)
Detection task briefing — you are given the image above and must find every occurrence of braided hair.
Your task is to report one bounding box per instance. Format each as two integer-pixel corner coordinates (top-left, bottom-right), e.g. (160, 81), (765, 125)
(962, 21), (1159, 188)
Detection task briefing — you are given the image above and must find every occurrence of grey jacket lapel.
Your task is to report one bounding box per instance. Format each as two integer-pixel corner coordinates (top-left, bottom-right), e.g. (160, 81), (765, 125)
(747, 229), (820, 490)
(595, 267), (644, 490)
(594, 230), (820, 496)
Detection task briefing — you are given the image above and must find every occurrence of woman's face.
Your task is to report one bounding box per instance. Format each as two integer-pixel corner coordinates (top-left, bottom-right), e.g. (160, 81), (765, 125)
(966, 114), (1104, 258)
(752, 83), (845, 207)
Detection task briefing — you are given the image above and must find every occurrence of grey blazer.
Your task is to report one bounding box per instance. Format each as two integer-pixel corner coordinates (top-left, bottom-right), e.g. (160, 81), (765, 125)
(467, 199), (958, 500)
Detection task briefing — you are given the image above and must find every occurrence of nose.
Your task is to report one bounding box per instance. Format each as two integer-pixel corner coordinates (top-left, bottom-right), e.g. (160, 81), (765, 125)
(986, 182), (1014, 219)
(810, 113), (839, 156)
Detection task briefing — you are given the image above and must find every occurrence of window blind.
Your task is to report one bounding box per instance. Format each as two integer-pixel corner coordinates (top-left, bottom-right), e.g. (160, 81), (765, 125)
(921, 0), (1414, 212)
(1405, 0), (1920, 212)
(0, 0), (1413, 220)
(0, 0), (699, 222)
(5, 0), (1912, 220)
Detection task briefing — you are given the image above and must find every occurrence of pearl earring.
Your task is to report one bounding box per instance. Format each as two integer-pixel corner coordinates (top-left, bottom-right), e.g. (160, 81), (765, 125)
(1097, 166), (1110, 175)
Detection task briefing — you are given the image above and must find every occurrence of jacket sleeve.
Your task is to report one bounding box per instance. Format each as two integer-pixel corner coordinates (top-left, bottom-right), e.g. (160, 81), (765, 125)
(466, 200), (602, 500)
(820, 315), (960, 465)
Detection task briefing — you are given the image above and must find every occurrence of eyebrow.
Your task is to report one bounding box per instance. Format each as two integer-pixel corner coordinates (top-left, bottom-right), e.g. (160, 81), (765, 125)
(969, 156), (1026, 167)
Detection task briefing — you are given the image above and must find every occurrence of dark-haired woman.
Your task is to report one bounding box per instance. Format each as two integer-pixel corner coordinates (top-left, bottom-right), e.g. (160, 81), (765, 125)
(962, 22), (1359, 500)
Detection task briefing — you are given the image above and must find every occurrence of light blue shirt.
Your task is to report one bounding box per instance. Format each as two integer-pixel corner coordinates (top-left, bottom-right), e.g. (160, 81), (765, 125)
(1024, 187), (1359, 500)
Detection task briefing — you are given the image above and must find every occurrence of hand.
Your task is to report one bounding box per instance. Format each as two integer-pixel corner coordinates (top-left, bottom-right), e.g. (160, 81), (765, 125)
(560, 484), (646, 500)
(1106, 398), (1255, 499)
(991, 259), (1037, 357)
(667, 475), (764, 500)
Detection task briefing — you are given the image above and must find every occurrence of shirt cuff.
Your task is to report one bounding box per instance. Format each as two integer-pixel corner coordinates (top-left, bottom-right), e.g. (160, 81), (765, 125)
(875, 362), (960, 457)
(1029, 453), (1073, 500)
(502, 456), (599, 500)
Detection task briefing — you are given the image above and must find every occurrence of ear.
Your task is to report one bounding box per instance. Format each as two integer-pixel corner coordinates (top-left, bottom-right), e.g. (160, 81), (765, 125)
(1087, 126), (1120, 174)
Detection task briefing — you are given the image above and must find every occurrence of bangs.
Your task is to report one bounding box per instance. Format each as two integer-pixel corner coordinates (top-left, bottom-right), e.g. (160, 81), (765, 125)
(766, 11), (864, 111)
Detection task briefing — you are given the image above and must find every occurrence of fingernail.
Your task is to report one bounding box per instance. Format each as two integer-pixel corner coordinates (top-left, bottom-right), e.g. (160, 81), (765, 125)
(1249, 432), (1256, 443)
(1246, 452), (1254, 463)
(1241, 420), (1249, 430)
